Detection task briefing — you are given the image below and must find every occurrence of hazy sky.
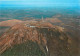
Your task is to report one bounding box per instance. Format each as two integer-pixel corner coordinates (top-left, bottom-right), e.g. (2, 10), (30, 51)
(0, 0), (79, 7)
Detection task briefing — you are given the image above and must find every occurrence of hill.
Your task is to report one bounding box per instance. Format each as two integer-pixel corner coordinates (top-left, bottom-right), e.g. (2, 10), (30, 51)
(0, 19), (23, 27)
(0, 22), (79, 56)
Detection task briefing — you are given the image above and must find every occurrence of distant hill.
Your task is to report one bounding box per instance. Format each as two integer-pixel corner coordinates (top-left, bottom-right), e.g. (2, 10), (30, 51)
(0, 18), (62, 27)
(0, 19), (23, 27)
(45, 18), (62, 23)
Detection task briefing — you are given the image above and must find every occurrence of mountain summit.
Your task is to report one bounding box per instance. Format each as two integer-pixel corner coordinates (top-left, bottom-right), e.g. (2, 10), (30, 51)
(0, 22), (78, 56)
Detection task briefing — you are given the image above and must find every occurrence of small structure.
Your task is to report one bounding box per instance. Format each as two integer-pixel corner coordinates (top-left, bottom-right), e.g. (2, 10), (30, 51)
(30, 26), (36, 28)
(26, 25), (36, 28)
(41, 16), (45, 22)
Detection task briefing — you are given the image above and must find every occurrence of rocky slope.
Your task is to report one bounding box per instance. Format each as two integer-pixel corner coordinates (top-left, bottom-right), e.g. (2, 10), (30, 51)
(0, 22), (79, 56)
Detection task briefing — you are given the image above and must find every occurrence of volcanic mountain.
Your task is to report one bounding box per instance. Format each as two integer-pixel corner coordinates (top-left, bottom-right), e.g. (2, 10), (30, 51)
(0, 22), (79, 56)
